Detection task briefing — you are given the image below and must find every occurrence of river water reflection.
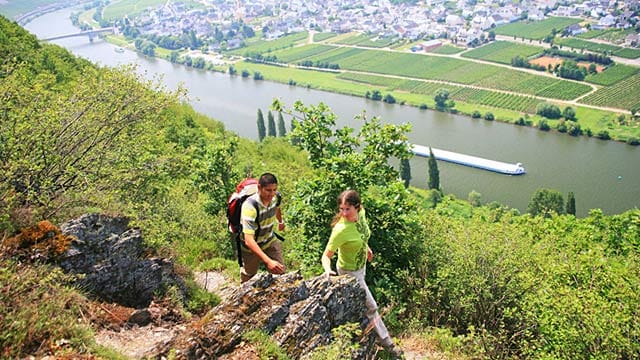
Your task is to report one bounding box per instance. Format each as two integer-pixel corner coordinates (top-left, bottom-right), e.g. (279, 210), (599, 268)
(24, 8), (639, 217)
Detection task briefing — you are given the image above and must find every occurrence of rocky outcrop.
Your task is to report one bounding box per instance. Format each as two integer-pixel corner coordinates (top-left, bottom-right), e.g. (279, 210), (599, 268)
(152, 272), (377, 359)
(59, 213), (186, 308)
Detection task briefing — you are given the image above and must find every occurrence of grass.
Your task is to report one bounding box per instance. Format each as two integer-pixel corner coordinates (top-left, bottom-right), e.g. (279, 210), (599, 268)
(103, 0), (203, 21)
(429, 44), (465, 54)
(0, 258), (95, 358)
(579, 73), (640, 111)
(462, 41), (544, 64)
(494, 17), (580, 40)
(228, 32), (309, 56)
(556, 37), (640, 59)
(586, 64), (639, 86)
(0, 0), (59, 18)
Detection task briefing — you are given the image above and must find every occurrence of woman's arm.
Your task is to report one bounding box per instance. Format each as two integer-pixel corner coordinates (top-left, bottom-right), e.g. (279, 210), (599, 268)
(321, 249), (337, 276)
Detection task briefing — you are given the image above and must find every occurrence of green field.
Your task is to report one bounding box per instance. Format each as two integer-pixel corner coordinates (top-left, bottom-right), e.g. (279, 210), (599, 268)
(462, 41), (544, 64)
(0, 0), (59, 18)
(334, 33), (398, 48)
(103, 0), (203, 21)
(586, 64), (640, 86)
(556, 37), (640, 59)
(228, 32), (309, 56)
(313, 32), (337, 42)
(270, 44), (334, 63)
(268, 43), (593, 101)
(580, 73), (640, 111)
(495, 17), (580, 40)
(429, 44), (465, 54)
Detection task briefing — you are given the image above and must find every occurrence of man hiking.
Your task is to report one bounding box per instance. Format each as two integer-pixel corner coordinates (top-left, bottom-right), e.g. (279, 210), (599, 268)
(239, 172), (285, 282)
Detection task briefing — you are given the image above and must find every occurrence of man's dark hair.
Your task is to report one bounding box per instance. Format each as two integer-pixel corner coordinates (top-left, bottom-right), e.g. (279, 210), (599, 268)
(259, 172), (278, 187)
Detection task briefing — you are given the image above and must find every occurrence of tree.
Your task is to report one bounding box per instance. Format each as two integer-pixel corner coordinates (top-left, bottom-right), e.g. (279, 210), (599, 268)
(267, 111), (276, 137)
(428, 147), (440, 190)
(400, 158), (411, 188)
(566, 191), (576, 216)
(563, 106), (576, 121)
(383, 93), (396, 104)
(277, 112), (287, 137)
(273, 100), (419, 291)
(527, 188), (564, 218)
(536, 103), (562, 119)
(434, 88), (450, 109)
(0, 62), (183, 227)
(257, 109), (266, 141)
(468, 190), (482, 207)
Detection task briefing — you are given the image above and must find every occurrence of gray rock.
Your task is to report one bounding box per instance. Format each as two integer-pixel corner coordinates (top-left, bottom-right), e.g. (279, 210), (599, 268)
(59, 213), (186, 308)
(151, 272), (376, 359)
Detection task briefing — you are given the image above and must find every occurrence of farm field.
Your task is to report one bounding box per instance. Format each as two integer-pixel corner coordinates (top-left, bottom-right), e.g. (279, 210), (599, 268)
(579, 73), (640, 112)
(585, 64), (639, 85)
(228, 31), (309, 56)
(462, 41), (544, 64)
(312, 32), (337, 42)
(555, 37), (640, 59)
(103, 0), (203, 21)
(0, 0), (58, 18)
(494, 17), (580, 40)
(333, 33), (398, 48)
(429, 44), (465, 54)
(311, 46), (591, 99)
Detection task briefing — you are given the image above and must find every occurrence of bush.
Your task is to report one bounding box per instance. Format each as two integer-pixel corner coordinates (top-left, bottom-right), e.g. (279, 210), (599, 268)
(484, 112), (494, 121)
(0, 259), (94, 358)
(471, 110), (482, 118)
(538, 119), (551, 131)
(597, 130), (611, 140)
(419, 103), (428, 110)
(627, 137), (639, 146)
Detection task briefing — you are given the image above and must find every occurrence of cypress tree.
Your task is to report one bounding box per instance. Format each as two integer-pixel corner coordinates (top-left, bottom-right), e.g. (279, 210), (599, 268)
(400, 158), (411, 188)
(277, 112), (287, 137)
(428, 147), (440, 190)
(566, 191), (576, 216)
(267, 111), (276, 137)
(257, 109), (266, 142)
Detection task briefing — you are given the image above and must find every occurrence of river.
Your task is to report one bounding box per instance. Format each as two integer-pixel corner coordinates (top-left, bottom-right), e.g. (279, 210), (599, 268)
(23, 8), (639, 217)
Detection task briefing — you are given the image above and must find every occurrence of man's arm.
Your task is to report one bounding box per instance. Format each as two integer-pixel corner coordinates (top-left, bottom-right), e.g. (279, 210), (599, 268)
(244, 232), (284, 274)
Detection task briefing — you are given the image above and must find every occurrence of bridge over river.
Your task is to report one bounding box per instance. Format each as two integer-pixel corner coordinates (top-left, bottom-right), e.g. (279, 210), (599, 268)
(41, 27), (116, 42)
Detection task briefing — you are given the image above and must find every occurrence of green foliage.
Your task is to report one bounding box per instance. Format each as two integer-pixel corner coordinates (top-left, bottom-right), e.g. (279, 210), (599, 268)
(527, 188), (565, 217)
(277, 111), (287, 137)
(565, 191), (576, 216)
(308, 323), (363, 359)
(536, 102), (562, 119)
(274, 100), (421, 304)
(563, 106), (577, 120)
(434, 88), (450, 109)
(243, 330), (291, 359)
(267, 110), (276, 137)
(1, 59), (180, 230)
(257, 109), (266, 141)
(427, 148), (440, 190)
(184, 277), (221, 314)
(413, 207), (640, 358)
(0, 258), (94, 358)
(400, 158), (411, 188)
